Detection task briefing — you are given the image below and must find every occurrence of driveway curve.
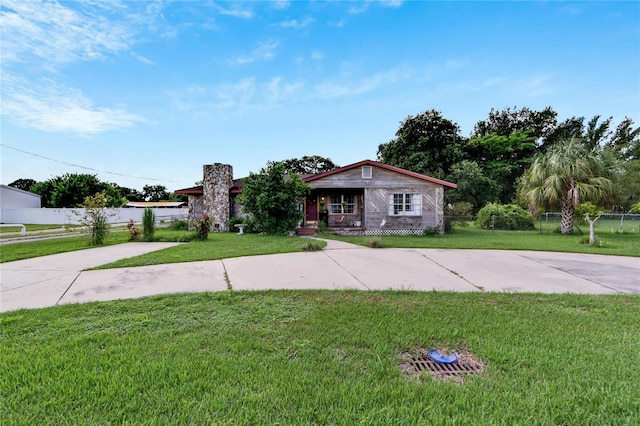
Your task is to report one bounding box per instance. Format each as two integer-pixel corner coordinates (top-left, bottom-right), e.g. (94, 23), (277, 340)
(1, 239), (638, 312)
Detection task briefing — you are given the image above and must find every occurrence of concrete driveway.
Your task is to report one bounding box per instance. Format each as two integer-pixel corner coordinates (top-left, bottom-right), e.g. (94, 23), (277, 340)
(1, 239), (638, 312)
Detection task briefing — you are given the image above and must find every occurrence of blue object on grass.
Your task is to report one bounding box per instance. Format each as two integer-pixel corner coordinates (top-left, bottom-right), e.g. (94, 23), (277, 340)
(428, 349), (458, 364)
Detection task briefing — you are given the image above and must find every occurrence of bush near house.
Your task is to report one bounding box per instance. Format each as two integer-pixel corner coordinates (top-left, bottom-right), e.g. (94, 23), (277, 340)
(476, 203), (535, 230)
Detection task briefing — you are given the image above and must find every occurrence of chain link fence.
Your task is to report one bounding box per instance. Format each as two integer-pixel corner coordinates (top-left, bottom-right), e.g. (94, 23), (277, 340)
(537, 213), (640, 234)
(444, 213), (640, 234)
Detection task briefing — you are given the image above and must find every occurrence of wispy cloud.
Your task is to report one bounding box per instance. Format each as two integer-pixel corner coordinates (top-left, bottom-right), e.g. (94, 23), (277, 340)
(277, 17), (314, 29)
(266, 77), (303, 103)
(215, 4), (254, 19)
(1, 0), (136, 65)
(169, 76), (304, 117)
(1, 73), (143, 134)
(170, 78), (257, 116)
(436, 72), (555, 99)
(0, 0), (157, 134)
(228, 41), (279, 65)
(381, 0), (404, 7)
(272, 1), (291, 10)
(314, 67), (414, 99)
(133, 53), (155, 65)
(347, 3), (369, 14)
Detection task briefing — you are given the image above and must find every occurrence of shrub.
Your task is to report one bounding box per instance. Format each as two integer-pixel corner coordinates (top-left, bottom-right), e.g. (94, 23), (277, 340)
(237, 162), (310, 234)
(629, 202), (640, 214)
(74, 191), (116, 246)
(422, 227), (439, 236)
(193, 215), (212, 241)
(169, 219), (189, 231)
(142, 207), (155, 242)
(127, 220), (140, 241)
(476, 203), (535, 230)
(317, 220), (328, 235)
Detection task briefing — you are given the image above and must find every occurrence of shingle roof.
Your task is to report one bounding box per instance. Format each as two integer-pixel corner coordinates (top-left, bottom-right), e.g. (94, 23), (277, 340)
(302, 159), (457, 188)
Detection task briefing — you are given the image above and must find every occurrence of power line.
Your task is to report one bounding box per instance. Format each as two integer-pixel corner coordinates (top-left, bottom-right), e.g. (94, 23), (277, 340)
(1, 143), (183, 183)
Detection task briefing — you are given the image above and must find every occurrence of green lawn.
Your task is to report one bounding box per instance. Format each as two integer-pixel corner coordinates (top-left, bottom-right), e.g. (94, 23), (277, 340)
(2, 223), (637, 265)
(2, 291), (638, 424)
(0, 224), (77, 233)
(96, 233), (327, 269)
(0, 233), (130, 263)
(327, 224), (640, 257)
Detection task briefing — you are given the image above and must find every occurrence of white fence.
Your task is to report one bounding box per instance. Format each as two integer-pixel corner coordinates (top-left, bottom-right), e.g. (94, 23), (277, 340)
(0, 207), (189, 225)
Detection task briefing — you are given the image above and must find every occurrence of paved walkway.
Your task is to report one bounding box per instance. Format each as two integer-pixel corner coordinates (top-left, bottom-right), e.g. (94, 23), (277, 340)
(1, 239), (638, 312)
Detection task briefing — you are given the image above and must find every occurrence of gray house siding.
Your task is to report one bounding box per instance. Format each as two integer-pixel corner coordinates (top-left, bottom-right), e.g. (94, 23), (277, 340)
(307, 165), (447, 234)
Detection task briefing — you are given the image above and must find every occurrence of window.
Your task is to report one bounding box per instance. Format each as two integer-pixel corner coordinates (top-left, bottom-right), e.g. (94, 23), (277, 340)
(330, 194), (355, 214)
(362, 166), (372, 179)
(388, 193), (421, 216)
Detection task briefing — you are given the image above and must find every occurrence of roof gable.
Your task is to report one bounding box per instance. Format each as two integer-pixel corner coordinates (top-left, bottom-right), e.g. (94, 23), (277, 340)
(303, 159), (457, 189)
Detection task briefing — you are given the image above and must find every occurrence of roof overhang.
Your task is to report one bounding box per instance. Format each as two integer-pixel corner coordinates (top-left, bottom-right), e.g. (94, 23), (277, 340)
(303, 159), (457, 189)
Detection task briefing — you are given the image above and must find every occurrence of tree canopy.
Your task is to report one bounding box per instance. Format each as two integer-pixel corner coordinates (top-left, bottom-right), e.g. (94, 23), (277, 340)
(472, 106), (558, 140)
(30, 174), (124, 208)
(464, 131), (538, 204)
(377, 109), (466, 179)
(142, 185), (170, 202)
(8, 178), (37, 192)
(280, 155), (339, 175)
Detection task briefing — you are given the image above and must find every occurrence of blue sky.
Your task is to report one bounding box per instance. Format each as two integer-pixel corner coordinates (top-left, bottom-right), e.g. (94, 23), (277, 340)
(1, 0), (639, 192)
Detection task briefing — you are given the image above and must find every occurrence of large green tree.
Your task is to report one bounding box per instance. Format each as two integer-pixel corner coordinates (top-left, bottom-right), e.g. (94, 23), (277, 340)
(280, 155), (339, 175)
(237, 162), (310, 235)
(30, 174), (123, 207)
(464, 131), (538, 203)
(609, 117), (640, 161)
(142, 185), (169, 202)
(377, 109), (466, 179)
(114, 184), (145, 202)
(616, 159), (640, 210)
(445, 160), (500, 211)
(518, 139), (618, 234)
(8, 178), (37, 192)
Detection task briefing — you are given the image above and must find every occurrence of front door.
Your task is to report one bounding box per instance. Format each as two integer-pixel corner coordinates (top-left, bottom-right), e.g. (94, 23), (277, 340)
(305, 198), (318, 223)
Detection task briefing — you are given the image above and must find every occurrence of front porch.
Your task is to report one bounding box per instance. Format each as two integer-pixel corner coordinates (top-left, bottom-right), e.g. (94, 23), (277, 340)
(303, 189), (364, 228)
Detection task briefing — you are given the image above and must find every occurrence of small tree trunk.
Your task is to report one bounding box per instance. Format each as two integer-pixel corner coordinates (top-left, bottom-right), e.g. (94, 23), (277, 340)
(584, 213), (602, 246)
(560, 196), (575, 234)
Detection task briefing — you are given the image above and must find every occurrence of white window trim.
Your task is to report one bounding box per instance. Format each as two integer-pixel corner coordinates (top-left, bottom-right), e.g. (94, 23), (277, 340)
(388, 193), (422, 216)
(330, 194), (356, 214)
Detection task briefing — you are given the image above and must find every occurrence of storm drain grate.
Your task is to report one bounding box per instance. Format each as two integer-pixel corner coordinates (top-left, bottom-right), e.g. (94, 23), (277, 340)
(409, 356), (483, 376)
(400, 350), (485, 382)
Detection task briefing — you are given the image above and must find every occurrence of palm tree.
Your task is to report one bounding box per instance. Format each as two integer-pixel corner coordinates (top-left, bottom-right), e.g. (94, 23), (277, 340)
(518, 139), (617, 234)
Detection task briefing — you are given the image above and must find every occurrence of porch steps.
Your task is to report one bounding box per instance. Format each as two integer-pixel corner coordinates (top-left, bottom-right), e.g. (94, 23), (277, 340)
(297, 226), (318, 236)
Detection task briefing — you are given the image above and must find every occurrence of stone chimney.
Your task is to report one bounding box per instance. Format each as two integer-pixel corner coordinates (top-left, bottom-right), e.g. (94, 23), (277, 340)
(202, 164), (233, 231)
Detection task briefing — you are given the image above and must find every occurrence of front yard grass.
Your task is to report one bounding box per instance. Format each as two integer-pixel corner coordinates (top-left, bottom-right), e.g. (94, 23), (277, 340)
(95, 233), (327, 269)
(0, 233), (130, 263)
(327, 224), (640, 257)
(2, 291), (638, 424)
(2, 222), (637, 265)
